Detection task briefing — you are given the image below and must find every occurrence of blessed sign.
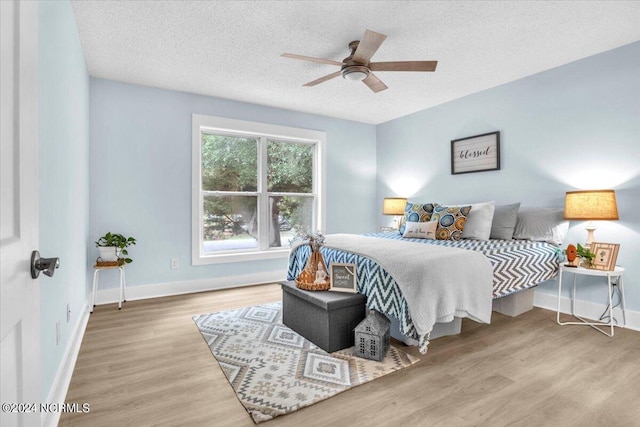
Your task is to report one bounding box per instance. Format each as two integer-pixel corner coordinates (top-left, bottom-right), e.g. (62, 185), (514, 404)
(451, 131), (500, 174)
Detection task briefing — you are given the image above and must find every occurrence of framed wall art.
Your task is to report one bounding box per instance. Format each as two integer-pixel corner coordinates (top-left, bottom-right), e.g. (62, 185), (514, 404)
(451, 131), (500, 175)
(330, 263), (357, 293)
(589, 242), (620, 271)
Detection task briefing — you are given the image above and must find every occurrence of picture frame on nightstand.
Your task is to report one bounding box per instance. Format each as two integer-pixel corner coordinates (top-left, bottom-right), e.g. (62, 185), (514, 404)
(590, 242), (620, 271)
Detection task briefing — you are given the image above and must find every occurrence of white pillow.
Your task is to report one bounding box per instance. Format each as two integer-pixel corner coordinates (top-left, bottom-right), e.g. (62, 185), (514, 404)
(402, 220), (437, 239)
(461, 201), (496, 240)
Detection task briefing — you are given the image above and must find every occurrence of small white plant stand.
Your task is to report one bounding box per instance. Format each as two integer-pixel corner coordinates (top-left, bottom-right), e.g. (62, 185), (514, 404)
(91, 264), (126, 312)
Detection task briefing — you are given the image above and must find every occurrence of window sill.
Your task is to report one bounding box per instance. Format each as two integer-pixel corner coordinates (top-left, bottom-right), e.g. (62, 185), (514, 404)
(192, 248), (290, 265)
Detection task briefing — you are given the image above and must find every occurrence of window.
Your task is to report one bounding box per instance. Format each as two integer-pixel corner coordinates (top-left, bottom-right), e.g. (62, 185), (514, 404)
(192, 115), (325, 264)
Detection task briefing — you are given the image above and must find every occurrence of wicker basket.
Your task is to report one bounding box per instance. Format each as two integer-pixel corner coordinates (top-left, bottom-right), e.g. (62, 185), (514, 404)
(295, 248), (330, 291)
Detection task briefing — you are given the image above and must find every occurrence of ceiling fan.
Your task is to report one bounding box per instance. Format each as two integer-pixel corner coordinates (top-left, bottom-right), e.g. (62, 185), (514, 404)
(281, 29), (437, 93)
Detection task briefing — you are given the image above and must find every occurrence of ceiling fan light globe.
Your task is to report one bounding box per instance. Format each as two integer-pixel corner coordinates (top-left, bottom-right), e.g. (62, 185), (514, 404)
(343, 71), (368, 81)
(342, 65), (370, 81)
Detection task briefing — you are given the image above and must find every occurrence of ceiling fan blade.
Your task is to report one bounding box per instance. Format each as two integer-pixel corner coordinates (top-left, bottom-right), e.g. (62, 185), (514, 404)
(303, 71), (342, 87)
(362, 73), (388, 93)
(353, 30), (387, 64)
(281, 53), (343, 67)
(370, 61), (438, 72)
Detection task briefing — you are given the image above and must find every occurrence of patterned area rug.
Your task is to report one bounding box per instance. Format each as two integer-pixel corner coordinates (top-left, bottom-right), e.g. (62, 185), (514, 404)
(193, 302), (419, 423)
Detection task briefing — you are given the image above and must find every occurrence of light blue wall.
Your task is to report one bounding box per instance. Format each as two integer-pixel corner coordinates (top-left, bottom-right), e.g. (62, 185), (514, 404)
(39, 1), (90, 400)
(32, 1), (637, 406)
(377, 42), (640, 312)
(89, 79), (377, 289)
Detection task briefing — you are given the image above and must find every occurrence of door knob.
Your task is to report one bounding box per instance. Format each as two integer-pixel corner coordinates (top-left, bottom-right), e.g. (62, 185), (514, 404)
(31, 250), (60, 279)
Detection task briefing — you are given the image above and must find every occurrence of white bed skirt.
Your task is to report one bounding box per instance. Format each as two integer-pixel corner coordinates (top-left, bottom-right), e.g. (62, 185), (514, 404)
(390, 316), (462, 346)
(389, 288), (536, 346)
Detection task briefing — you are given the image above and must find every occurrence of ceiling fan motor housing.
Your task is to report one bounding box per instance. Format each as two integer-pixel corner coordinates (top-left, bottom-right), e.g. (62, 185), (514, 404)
(342, 41), (370, 81)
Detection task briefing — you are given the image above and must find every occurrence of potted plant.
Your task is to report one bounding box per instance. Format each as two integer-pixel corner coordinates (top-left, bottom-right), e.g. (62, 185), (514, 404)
(576, 243), (595, 268)
(95, 232), (136, 265)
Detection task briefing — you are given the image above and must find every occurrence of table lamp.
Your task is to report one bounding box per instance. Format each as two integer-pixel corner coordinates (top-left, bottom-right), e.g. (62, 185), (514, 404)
(564, 190), (619, 247)
(383, 197), (407, 230)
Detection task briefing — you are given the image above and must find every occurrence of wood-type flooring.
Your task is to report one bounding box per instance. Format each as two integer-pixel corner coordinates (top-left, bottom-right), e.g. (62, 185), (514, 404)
(60, 283), (640, 427)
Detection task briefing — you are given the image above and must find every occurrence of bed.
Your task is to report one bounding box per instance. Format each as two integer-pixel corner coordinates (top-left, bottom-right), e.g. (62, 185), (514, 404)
(287, 203), (565, 354)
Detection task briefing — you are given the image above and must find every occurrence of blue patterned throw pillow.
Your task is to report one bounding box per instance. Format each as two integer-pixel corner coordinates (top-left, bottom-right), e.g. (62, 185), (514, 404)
(432, 205), (472, 240)
(399, 202), (437, 235)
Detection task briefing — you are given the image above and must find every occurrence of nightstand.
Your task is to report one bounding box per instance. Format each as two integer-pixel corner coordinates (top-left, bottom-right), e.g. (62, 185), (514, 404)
(556, 264), (626, 337)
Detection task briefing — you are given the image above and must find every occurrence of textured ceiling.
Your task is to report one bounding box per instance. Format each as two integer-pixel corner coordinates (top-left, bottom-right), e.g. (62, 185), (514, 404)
(70, 1), (640, 124)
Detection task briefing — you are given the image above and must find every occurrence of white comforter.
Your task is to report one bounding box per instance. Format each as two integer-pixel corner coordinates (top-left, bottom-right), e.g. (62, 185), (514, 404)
(322, 234), (494, 337)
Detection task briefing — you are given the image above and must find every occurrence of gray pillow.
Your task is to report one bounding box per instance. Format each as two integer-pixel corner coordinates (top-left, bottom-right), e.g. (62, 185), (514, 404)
(490, 203), (521, 240)
(513, 207), (569, 246)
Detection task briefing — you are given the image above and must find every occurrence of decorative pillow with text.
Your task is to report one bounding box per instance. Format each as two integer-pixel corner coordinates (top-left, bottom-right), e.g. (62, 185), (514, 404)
(402, 220), (437, 239)
(398, 202), (437, 235)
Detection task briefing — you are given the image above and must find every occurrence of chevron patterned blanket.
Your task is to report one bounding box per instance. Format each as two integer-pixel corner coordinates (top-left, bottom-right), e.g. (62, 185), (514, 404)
(287, 232), (559, 354)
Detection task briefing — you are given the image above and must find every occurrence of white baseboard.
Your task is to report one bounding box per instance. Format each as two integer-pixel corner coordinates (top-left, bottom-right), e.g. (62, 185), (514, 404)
(42, 300), (91, 427)
(93, 269), (287, 306)
(93, 273), (640, 330)
(534, 290), (640, 332)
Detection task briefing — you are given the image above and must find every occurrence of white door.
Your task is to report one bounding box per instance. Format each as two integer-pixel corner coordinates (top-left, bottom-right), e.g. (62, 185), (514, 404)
(1, 1), (41, 426)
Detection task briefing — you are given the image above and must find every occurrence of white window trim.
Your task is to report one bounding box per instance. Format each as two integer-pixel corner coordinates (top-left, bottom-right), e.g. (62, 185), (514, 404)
(192, 114), (326, 265)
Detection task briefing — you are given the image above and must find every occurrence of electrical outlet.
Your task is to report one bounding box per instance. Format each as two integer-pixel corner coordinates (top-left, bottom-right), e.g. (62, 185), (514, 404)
(170, 258), (179, 269)
(67, 303), (71, 323)
(56, 321), (60, 346)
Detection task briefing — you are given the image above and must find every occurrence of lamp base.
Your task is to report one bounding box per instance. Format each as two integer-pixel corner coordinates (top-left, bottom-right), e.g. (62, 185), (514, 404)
(393, 216), (401, 229)
(584, 222), (596, 248)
